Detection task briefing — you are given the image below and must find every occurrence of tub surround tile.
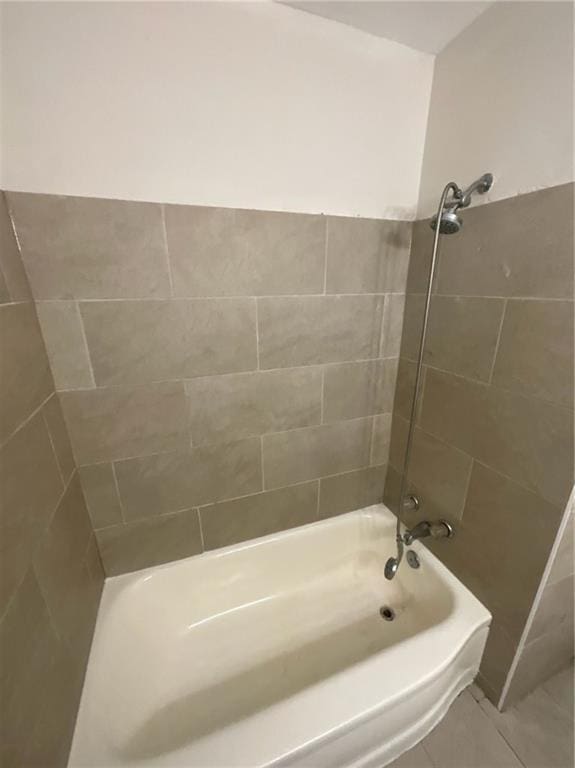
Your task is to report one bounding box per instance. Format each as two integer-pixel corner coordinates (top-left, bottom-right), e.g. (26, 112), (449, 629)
(401, 295), (506, 382)
(389, 417), (472, 523)
(114, 437), (263, 519)
(96, 510), (203, 576)
(7, 193), (171, 300)
(547, 513), (574, 586)
(0, 192), (31, 302)
(380, 293), (406, 359)
(0, 412), (64, 616)
(0, 302), (54, 444)
(371, 413), (392, 466)
(186, 367), (322, 445)
(36, 301), (94, 390)
(262, 418), (373, 490)
(32, 474), (94, 653)
(525, 574), (574, 644)
(200, 482), (318, 550)
(541, 664), (574, 717)
(436, 183), (574, 299)
(322, 359), (397, 423)
(165, 205), (325, 296)
(492, 299), (574, 406)
(80, 298), (257, 386)
(257, 295), (384, 370)
(60, 381), (189, 465)
(318, 465), (386, 519)
(460, 463), (562, 635)
(420, 367), (573, 507)
(325, 217), (411, 294)
(405, 219), (434, 295)
(79, 463), (123, 529)
(43, 394), (76, 485)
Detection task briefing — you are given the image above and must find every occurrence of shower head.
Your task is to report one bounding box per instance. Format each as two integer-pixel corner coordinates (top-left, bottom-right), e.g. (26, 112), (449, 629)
(429, 173), (493, 236)
(430, 209), (462, 235)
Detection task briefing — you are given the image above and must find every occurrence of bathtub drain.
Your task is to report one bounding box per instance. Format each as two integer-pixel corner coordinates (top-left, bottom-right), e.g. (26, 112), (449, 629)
(379, 606), (395, 621)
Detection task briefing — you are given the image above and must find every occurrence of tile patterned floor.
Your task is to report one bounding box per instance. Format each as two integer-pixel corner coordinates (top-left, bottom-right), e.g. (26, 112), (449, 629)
(389, 664), (574, 768)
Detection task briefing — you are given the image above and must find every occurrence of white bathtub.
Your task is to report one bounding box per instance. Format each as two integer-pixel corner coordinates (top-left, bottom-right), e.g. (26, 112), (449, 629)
(69, 504), (490, 768)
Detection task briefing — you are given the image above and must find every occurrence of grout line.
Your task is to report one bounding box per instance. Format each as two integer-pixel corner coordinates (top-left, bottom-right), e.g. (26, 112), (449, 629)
(378, 293), (388, 359)
(0, 300), (30, 307)
(254, 298), (260, 370)
(111, 462), (127, 524)
(42, 406), (65, 487)
(76, 301), (97, 388)
(323, 217), (329, 294)
(487, 298), (508, 385)
(260, 435), (266, 490)
(400, 292), (573, 303)
(459, 457), (475, 522)
(66, 292), (394, 303)
(160, 204), (175, 298)
(316, 478), (321, 519)
(0, 390), (55, 451)
(320, 367), (325, 424)
(196, 508), (205, 552)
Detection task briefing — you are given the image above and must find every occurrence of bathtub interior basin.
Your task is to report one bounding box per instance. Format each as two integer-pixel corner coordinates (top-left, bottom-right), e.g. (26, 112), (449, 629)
(69, 504), (491, 768)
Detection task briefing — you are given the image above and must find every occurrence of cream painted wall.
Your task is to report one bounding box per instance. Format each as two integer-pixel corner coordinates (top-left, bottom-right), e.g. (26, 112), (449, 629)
(0, 1), (433, 220)
(418, 1), (574, 217)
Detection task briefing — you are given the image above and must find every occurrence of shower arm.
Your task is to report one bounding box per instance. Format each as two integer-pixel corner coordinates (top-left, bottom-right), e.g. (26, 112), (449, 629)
(386, 181), (461, 578)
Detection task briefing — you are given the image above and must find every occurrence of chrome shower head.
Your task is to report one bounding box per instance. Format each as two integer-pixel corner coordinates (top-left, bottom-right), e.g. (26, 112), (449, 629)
(430, 209), (462, 235)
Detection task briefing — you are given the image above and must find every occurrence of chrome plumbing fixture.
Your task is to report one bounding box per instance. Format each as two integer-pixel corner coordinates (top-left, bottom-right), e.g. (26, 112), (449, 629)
(385, 173), (494, 581)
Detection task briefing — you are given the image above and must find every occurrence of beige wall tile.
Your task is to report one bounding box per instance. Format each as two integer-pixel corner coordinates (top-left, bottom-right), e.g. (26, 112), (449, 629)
(547, 513), (574, 585)
(462, 462), (562, 637)
(405, 219), (433, 295)
(43, 394), (76, 485)
(96, 510), (203, 576)
(115, 437), (262, 519)
(186, 367), (321, 445)
(492, 299), (574, 406)
(0, 413), (63, 616)
(61, 382), (189, 465)
(393, 357), (419, 422)
(7, 193), (171, 299)
(380, 293), (406, 358)
(258, 295), (384, 369)
(79, 463), (123, 529)
(33, 474), (94, 653)
(262, 418), (372, 490)
(401, 295), (506, 382)
(326, 217), (411, 294)
(80, 298), (257, 386)
(505, 621), (574, 705)
(0, 302), (54, 443)
(165, 205), (325, 297)
(0, 192), (31, 302)
(526, 575), (574, 644)
(371, 413), (392, 466)
(389, 417), (472, 523)
(420, 368), (574, 507)
(323, 359), (397, 423)
(436, 183), (574, 299)
(319, 465), (385, 519)
(36, 301), (94, 390)
(200, 482), (318, 550)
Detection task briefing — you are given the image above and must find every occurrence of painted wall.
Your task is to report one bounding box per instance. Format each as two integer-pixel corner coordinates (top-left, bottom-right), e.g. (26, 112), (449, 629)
(0, 1), (433, 219)
(418, 1), (574, 216)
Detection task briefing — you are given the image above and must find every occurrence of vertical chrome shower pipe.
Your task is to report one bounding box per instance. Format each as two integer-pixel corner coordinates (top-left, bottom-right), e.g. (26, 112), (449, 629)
(385, 181), (461, 579)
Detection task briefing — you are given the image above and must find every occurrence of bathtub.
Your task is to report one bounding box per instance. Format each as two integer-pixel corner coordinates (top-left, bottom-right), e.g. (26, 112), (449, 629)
(69, 504), (490, 768)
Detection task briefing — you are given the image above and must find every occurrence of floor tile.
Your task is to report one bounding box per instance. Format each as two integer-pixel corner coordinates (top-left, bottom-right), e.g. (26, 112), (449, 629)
(422, 691), (523, 767)
(387, 742), (435, 767)
(480, 687), (574, 768)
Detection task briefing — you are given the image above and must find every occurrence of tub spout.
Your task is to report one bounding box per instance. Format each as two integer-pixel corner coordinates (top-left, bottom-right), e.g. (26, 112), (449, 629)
(403, 520), (454, 546)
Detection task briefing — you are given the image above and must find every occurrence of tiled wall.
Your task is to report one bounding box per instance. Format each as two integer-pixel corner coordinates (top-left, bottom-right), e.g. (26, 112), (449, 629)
(385, 183), (575, 702)
(7, 192), (411, 575)
(505, 499), (574, 705)
(0, 193), (104, 766)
